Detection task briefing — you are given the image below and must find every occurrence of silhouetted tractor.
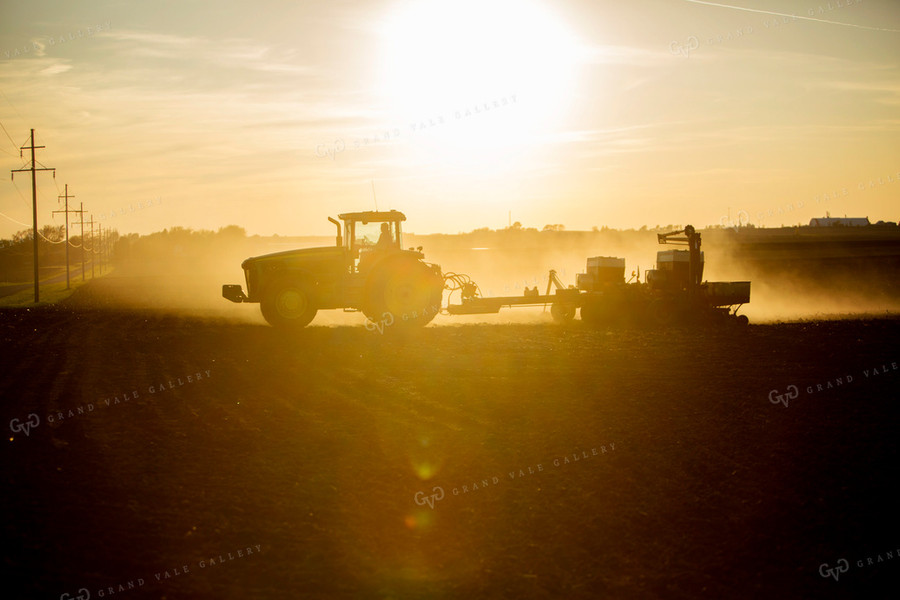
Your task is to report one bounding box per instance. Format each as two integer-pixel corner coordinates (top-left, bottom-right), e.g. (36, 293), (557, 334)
(222, 210), (444, 330)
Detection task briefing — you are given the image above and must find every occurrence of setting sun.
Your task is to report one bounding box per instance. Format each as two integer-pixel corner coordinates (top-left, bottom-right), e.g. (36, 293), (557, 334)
(376, 0), (582, 167)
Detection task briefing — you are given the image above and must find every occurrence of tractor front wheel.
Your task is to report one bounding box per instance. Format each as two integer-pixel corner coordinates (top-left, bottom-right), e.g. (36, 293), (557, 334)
(260, 278), (318, 330)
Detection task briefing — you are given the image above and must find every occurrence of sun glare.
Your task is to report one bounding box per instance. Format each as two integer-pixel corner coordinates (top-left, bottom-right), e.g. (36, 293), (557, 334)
(377, 0), (582, 167)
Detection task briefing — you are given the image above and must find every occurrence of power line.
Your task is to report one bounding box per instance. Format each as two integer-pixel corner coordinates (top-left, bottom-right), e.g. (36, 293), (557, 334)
(0, 209), (31, 227)
(52, 184), (75, 289)
(71, 202), (88, 281)
(0, 89), (28, 134)
(17, 168), (66, 237)
(0, 119), (18, 151)
(8, 150), (29, 169)
(11, 129), (56, 303)
(88, 214), (95, 278)
(0, 211), (66, 240)
(11, 171), (35, 210)
(97, 224), (104, 274)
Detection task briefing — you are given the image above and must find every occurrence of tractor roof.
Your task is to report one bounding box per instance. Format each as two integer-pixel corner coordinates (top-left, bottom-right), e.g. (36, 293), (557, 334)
(338, 210), (406, 224)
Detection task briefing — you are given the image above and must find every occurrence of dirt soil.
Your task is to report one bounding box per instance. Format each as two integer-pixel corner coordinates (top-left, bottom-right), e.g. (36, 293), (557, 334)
(1, 275), (898, 599)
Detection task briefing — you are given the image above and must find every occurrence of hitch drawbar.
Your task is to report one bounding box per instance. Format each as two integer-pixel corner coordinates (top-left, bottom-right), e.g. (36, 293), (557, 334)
(222, 285), (248, 303)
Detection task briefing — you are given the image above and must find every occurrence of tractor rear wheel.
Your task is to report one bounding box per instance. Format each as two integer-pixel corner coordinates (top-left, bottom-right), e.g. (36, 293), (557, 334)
(365, 260), (443, 330)
(260, 277), (318, 330)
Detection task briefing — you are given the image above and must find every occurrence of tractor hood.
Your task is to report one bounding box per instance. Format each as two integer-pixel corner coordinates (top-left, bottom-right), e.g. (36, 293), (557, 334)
(241, 246), (344, 269)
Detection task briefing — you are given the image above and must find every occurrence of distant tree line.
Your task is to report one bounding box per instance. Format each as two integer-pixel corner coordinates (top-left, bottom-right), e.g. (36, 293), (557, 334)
(0, 225), (71, 281)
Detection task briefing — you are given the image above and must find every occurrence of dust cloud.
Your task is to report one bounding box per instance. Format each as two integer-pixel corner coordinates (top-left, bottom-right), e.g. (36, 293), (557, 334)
(95, 226), (899, 326)
(415, 227), (900, 324)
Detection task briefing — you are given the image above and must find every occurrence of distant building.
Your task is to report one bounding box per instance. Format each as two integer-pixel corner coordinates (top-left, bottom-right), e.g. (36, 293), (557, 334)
(808, 217), (870, 227)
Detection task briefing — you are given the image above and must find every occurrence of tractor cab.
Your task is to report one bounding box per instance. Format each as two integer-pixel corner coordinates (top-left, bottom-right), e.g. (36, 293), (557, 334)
(330, 210), (408, 273)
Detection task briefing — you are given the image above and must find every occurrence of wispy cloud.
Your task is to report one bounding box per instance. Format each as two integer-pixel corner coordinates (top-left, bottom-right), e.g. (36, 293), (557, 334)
(39, 63), (71, 76)
(682, 0), (900, 32)
(819, 80), (900, 106)
(586, 44), (681, 67)
(104, 29), (314, 76)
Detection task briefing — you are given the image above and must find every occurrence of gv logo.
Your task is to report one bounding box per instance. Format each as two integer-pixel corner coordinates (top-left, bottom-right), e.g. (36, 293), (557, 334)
(365, 311), (394, 334)
(669, 36), (699, 58)
(719, 209), (750, 231)
(10, 413), (40, 436)
(768, 385), (799, 407)
(818, 558), (849, 581)
(314, 138), (345, 160)
(402, 305), (439, 322)
(60, 588), (91, 600)
(414, 486), (445, 510)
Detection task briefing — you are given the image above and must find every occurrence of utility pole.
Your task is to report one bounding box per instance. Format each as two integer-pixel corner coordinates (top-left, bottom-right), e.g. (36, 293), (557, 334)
(72, 204), (87, 282)
(97, 226), (102, 274)
(89, 216), (95, 278)
(52, 184), (75, 289)
(11, 129), (56, 303)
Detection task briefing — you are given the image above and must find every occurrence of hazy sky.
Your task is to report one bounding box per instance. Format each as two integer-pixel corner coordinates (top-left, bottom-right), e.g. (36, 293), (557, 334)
(1, 0), (898, 237)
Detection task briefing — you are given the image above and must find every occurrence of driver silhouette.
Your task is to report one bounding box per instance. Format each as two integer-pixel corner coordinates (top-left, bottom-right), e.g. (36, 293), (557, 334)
(376, 222), (393, 248)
